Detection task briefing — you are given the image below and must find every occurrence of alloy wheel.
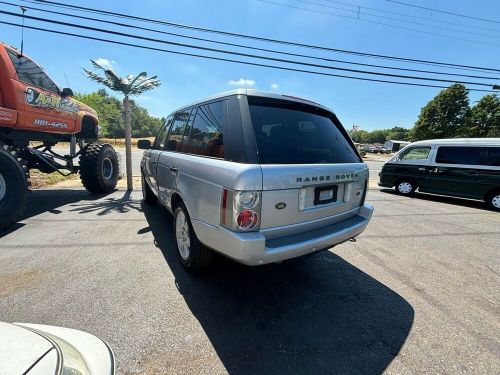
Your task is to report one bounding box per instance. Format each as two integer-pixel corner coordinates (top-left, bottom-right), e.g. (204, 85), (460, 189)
(175, 210), (191, 260)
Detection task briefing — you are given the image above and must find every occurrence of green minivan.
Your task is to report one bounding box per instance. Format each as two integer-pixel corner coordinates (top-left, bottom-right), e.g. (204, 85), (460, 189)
(378, 138), (500, 210)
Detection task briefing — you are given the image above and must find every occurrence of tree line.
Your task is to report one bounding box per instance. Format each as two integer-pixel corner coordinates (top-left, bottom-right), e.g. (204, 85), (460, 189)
(350, 84), (499, 144)
(74, 89), (164, 138)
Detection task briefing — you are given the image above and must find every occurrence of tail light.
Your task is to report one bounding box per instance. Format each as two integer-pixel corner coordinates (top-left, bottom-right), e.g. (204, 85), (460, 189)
(360, 180), (368, 206)
(221, 188), (261, 231)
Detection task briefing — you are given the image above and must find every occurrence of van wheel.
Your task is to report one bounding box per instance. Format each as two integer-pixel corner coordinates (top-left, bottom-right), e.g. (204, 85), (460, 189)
(486, 191), (500, 211)
(396, 179), (416, 195)
(141, 172), (157, 204)
(173, 203), (213, 270)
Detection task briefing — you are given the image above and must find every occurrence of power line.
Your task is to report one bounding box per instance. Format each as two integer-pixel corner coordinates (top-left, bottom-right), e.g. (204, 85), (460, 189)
(385, 0), (500, 25)
(320, 0), (500, 33)
(256, 0), (500, 47)
(3, 1), (496, 80)
(290, 0), (500, 38)
(0, 9), (494, 87)
(25, 0), (500, 73)
(1, 20), (496, 93)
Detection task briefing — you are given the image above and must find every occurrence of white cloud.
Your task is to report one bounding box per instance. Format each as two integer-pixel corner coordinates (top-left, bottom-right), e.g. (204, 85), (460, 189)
(94, 57), (115, 69)
(270, 83), (279, 90)
(228, 78), (256, 86)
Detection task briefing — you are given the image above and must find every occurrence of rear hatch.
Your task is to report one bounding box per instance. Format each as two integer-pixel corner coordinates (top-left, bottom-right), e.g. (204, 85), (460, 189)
(247, 96), (368, 237)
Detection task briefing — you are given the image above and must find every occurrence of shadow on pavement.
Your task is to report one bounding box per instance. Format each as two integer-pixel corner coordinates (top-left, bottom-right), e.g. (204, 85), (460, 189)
(0, 188), (113, 238)
(142, 202), (415, 375)
(379, 188), (491, 211)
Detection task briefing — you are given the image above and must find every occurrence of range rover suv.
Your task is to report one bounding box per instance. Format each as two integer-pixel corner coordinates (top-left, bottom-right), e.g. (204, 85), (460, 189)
(139, 89), (373, 269)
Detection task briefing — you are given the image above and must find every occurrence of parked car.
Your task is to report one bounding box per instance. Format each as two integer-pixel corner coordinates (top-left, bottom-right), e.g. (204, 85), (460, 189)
(378, 138), (500, 210)
(0, 322), (114, 374)
(139, 89), (373, 269)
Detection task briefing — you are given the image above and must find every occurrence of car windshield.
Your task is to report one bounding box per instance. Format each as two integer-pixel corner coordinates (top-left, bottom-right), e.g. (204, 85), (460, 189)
(248, 97), (359, 164)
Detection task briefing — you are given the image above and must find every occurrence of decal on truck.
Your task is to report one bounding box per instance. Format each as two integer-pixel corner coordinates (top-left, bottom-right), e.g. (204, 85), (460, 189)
(26, 87), (78, 113)
(33, 118), (68, 128)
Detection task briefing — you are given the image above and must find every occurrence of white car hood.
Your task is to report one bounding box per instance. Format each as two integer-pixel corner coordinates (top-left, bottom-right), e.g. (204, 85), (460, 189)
(0, 322), (56, 375)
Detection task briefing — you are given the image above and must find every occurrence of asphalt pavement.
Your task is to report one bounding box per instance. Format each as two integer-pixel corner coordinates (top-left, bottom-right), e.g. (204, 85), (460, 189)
(0, 182), (498, 374)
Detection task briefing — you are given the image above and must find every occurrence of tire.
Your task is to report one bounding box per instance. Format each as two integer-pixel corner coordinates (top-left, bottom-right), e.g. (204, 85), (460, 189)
(395, 179), (416, 195)
(141, 172), (157, 204)
(486, 190), (500, 212)
(0, 146), (29, 231)
(79, 143), (119, 193)
(173, 202), (213, 270)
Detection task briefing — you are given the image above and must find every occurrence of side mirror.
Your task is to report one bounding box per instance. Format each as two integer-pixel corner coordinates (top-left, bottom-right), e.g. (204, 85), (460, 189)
(61, 88), (74, 97)
(137, 139), (152, 150)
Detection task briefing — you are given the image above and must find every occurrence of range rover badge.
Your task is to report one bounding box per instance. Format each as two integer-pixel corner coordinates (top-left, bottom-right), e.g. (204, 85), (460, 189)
(275, 202), (286, 210)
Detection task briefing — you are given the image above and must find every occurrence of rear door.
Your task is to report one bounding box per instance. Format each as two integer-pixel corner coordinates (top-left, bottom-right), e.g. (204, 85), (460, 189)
(157, 108), (195, 209)
(426, 146), (484, 199)
(246, 96), (368, 235)
(143, 115), (173, 191)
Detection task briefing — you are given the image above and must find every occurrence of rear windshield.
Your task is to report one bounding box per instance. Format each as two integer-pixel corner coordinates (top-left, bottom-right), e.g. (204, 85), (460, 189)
(248, 97), (359, 164)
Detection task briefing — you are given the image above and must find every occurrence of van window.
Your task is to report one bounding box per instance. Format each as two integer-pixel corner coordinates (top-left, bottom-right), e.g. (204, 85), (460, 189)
(7, 50), (59, 93)
(435, 146), (483, 166)
(400, 147), (431, 160)
(485, 147), (500, 167)
(153, 115), (173, 150)
(166, 109), (193, 152)
(188, 101), (225, 158)
(248, 97), (359, 164)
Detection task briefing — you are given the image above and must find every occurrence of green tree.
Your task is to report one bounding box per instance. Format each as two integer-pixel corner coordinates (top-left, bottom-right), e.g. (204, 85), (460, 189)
(83, 61), (161, 190)
(466, 94), (500, 137)
(386, 126), (410, 141)
(411, 83), (470, 141)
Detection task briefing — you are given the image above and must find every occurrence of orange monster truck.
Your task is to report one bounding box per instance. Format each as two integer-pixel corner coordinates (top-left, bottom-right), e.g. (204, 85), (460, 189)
(0, 42), (119, 231)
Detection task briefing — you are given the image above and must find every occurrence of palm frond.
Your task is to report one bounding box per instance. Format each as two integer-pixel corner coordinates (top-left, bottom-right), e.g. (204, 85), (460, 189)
(83, 69), (116, 90)
(128, 72), (147, 91)
(90, 59), (107, 71)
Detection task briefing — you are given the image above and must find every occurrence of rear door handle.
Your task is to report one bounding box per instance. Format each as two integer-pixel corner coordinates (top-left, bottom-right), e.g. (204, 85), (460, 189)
(170, 167), (178, 173)
(466, 170), (479, 176)
(418, 167), (425, 171)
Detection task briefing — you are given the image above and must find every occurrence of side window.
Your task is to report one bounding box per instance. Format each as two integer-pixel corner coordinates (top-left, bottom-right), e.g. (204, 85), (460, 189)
(7, 50), (59, 93)
(188, 101), (225, 158)
(485, 147), (500, 167)
(400, 147), (431, 161)
(166, 109), (191, 152)
(435, 147), (483, 166)
(153, 115), (173, 150)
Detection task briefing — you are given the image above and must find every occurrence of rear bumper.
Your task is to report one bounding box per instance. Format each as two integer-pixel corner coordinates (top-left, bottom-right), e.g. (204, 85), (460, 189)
(192, 203), (374, 266)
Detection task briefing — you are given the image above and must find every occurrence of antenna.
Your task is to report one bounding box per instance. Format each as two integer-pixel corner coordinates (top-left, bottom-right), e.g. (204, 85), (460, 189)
(20, 6), (27, 55)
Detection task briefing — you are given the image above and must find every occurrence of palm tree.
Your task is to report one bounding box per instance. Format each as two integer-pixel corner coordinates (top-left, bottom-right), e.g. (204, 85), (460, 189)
(83, 60), (161, 191)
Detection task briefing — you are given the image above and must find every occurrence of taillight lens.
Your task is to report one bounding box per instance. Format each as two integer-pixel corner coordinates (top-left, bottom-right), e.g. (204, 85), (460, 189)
(236, 209), (259, 230)
(221, 188), (261, 232)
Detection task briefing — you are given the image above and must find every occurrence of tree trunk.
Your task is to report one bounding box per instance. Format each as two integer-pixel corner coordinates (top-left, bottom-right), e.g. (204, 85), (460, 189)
(123, 95), (133, 191)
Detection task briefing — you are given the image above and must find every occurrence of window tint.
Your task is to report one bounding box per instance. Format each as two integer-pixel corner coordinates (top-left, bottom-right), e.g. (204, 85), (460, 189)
(188, 101), (225, 158)
(435, 146), (483, 165)
(7, 50), (59, 93)
(400, 147), (431, 161)
(165, 109), (193, 152)
(485, 147), (500, 167)
(248, 97), (359, 164)
(153, 115), (173, 150)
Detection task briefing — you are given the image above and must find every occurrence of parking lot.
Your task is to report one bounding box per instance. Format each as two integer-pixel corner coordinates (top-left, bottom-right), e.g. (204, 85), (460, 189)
(0, 181), (499, 374)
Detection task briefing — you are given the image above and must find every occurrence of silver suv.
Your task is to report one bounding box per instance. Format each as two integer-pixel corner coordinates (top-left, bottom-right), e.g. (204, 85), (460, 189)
(139, 90), (373, 269)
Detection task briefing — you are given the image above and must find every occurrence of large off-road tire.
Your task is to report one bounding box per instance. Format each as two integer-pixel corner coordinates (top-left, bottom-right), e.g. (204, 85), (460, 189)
(0, 145), (29, 232)
(173, 202), (213, 270)
(79, 143), (119, 193)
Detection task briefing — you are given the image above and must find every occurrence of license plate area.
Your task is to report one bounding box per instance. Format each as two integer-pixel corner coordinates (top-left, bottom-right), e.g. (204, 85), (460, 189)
(314, 185), (338, 205)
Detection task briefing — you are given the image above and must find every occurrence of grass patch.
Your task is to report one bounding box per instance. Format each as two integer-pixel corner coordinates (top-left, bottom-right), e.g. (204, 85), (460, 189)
(30, 170), (78, 189)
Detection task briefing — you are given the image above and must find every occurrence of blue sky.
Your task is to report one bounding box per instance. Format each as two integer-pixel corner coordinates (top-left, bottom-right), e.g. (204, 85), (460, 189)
(2, 0), (499, 130)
